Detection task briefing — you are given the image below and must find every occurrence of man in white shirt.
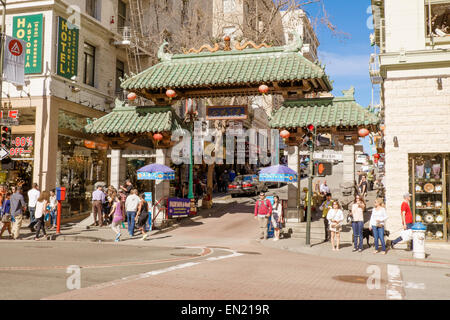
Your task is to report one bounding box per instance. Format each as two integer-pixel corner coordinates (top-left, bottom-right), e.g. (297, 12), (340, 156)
(27, 183), (40, 230)
(320, 180), (330, 195)
(125, 189), (140, 237)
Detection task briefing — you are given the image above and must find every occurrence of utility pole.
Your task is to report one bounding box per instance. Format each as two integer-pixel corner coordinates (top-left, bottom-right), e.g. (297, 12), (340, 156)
(305, 125), (316, 246)
(0, 0), (7, 110)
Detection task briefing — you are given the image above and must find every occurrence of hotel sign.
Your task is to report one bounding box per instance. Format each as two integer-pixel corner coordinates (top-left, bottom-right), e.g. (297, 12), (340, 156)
(56, 16), (79, 79)
(13, 13), (44, 74)
(206, 105), (248, 120)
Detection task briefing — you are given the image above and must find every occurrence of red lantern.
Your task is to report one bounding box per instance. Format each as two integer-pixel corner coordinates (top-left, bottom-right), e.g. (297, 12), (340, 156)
(127, 92), (137, 101)
(153, 133), (163, 141)
(84, 140), (96, 149)
(280, 130), (290, 139)
(374, 153), (380, 159)
(358, 128), (370, 137)
(307, 124), (315, 132)
(258, 84), (269, 94)
(166, 89), (176, 99)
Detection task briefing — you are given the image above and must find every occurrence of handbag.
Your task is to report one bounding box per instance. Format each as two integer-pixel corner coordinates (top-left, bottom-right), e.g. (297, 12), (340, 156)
(2, 213), (11, 223)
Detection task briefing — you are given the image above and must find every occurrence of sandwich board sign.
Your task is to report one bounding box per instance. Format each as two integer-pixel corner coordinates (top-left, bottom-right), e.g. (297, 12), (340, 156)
(3, 36), (26, 85)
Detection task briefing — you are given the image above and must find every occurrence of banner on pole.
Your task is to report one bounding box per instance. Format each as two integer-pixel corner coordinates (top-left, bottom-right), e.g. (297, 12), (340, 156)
(3, 35), (26, 85)
(13, 13), (44, 74)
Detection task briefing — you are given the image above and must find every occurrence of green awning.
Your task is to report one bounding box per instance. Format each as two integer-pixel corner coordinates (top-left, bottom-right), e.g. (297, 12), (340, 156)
(270, 88), (380, 129)
(85, 99), (184, 135)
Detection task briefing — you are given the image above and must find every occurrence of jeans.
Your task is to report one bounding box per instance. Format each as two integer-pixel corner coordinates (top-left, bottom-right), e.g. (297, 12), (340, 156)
(126, 211), (136, 236)
(323, 218), (329, 240)
(392, 223), (414, 248)
(29, 207), (36, 224)
(35, 216), (46, 238)
(372, 225), (386, 251)
(352, 221), (364, 250)
(50, 209), (57, 226)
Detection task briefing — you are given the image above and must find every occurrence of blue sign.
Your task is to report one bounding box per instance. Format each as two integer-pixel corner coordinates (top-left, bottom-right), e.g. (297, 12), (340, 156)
(144, 192), (152, 232)
(259, 173), (297, 183)
(144, 192), (152, 202)
(168, 198), (190, 217)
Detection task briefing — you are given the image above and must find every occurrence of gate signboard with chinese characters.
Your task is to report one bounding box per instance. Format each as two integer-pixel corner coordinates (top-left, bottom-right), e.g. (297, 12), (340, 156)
(56, 16), (79, 79)
(206, 105), (248, 120)
(13, 13), (44, 74)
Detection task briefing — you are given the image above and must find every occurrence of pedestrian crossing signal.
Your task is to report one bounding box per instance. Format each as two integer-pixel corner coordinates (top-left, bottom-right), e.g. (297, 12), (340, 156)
(314, 162), (332, 176)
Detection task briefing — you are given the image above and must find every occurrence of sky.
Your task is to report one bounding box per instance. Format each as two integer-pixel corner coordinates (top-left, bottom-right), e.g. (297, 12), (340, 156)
(301, 0), (376, 155)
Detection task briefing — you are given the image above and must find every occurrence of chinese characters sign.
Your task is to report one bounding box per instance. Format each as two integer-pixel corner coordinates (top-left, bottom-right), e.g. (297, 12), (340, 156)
(57, 16), (79, 79)
(13, 14), (44, 74)
(206, 105), (248, 120)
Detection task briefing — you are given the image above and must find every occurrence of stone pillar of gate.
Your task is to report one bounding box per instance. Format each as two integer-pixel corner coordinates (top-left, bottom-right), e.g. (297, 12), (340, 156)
(343, 144), (355, 184)
(286, 145), (300, 223)
(154, 148), (170, 227)
(110, 149), (126, 190)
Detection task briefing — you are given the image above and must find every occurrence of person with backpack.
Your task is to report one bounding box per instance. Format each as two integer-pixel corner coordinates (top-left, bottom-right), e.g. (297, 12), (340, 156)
(254, 192), (272, 240)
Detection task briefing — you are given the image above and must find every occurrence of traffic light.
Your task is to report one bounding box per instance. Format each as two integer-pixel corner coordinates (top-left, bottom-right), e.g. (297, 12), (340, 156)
(1, 126), (11, 148)
(314, 162), (332, 176)
(304, 124), (315, 149)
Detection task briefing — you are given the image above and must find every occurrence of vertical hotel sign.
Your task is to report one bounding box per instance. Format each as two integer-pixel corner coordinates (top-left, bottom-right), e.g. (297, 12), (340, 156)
(13, 14), (44, 74)
(57, 17), (79, 79)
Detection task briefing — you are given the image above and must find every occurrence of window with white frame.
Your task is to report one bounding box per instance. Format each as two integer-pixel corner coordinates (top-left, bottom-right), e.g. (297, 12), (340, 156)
(425, 1), (450, 37)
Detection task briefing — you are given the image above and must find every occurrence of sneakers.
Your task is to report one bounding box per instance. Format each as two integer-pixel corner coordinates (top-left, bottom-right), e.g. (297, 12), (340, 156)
(115, 232), (121, 242)
(141, 234), (149, 241)
(358, 249), (362, 252)
(352, 248), (357, 252)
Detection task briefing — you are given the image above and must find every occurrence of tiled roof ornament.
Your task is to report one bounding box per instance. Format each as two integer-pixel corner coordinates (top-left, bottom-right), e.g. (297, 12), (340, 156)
(342, 86), (355, 99)
(235, 40), (271, 50)
(283, 31), (303, 52)
(158, 41), (173, 62)
(113, 98), (128, 110)
(182, 43), (220, 54)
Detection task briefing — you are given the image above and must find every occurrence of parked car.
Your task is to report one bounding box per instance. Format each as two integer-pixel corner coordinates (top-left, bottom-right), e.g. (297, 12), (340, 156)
(228, 175), (268, 197)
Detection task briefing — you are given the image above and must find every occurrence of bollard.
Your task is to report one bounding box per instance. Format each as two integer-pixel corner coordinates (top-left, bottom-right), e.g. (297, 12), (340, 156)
(411, 222), (427, 259)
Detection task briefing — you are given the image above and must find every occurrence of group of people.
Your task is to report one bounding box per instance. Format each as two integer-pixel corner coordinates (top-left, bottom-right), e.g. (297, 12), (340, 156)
(91, 179), (150, 242)
(0, 184), (58, 241)
(254, 192), (283, 241)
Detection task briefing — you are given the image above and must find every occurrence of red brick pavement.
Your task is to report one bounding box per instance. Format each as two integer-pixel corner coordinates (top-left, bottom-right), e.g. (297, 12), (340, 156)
(45, 202), (388, 300)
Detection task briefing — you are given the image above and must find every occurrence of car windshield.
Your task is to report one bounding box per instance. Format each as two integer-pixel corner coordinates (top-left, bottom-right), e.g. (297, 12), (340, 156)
(234, 175), (253, 183)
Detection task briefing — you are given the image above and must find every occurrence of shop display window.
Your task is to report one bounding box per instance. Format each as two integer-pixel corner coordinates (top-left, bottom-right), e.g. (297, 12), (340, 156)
(409, 154), (448, 241)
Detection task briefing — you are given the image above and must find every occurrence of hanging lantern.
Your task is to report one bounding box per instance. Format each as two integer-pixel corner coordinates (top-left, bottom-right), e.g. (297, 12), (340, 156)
(258, 84), (269, 95)
(153, 133), (163, 142)
(374, 153), (380, 159)
(280, 130), (290, 139)
(127, 92), (137, 101)
(166, 89), (176, 99)
(358, 128), (370, 137)
(84, 140), (96, 149)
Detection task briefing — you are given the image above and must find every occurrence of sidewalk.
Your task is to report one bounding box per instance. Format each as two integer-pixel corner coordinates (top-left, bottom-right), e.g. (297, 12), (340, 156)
(260, 235), (450, 269)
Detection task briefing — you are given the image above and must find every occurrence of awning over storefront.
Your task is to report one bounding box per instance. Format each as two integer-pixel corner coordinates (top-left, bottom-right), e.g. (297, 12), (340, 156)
(270, 88), (380, 129)
(120, 35), (333, 101)
(85, 99), (185, 135)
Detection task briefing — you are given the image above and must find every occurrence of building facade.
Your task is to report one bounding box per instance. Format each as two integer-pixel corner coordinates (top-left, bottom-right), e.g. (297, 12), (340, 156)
(372, 0), (450, 242)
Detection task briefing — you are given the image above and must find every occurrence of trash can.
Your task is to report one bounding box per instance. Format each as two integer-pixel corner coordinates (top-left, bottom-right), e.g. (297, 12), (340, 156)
(411, 222), (427, 259)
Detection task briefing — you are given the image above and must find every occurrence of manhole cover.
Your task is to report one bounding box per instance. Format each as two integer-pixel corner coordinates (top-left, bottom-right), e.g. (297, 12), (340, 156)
(333, 275), (369, 284)
(170, 253), (201, 257)
(237, 251), (261, 255)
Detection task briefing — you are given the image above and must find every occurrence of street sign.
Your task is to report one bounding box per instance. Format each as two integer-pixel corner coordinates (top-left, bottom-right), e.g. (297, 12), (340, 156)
(0, 147), (8, 160)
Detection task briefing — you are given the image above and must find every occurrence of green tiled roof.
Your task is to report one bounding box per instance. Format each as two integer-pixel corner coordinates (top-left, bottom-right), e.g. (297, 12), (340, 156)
(85, 100), (184, 135)
(121, 42), (332, 92)
(270, 89), (380, 129)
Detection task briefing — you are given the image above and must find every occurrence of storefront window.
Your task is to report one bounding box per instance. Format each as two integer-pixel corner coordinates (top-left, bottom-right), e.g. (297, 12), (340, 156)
(409, 153), (448, 241)
(57, 135), (108, 216)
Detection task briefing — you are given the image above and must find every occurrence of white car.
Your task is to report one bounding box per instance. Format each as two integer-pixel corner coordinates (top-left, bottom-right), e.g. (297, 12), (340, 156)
(356, 154), (368, 164)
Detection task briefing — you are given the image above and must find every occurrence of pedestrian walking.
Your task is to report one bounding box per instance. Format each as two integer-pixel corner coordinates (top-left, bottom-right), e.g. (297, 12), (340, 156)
(136, 193), (150, 241)
(119, 179), (133, 195)
(254, 192), (272, 240)
(0, 193), (12, 238)
(48, 190), (57, 229)
(390, 192), (414, 250)
(271, 195), (283, 241)
(358, 175), (368, 198)
(125, 189), (140, 237)
(367, 170), (375, 191)
(27, 183), (40, 230)
(34, 191), (50, 241)
(91, 185), (106, 226)
(350, 195), (365, 252)
(320, 180), (330, 195)
(11, 186), (27, 240)
(369, 198), (388, 254)
(319, 193), (333, 242)
(327, 201), (344, 251)
(108, 194), (123, 242)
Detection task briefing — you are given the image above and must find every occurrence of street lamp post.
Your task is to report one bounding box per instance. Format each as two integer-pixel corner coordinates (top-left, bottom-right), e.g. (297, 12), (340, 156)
(306, 125), (316, 246)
